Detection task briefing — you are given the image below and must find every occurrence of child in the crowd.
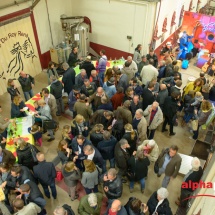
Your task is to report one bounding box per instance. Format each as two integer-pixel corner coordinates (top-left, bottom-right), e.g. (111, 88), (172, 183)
(28, 124), (42, 146)
(62, 125), (73, 146)
(191, 91), (204, 110)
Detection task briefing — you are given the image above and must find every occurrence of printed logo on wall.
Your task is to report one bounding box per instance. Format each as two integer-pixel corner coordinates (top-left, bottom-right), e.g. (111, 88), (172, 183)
(0, 31), (37, 79)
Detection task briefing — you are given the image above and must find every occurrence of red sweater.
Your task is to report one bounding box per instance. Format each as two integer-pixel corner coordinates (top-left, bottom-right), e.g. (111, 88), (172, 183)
(111, 93), (124, 110)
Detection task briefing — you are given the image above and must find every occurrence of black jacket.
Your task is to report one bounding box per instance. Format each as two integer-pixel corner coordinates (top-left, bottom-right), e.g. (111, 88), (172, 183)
(97, 136), (117, 160)
(125, 197), (145, 215)
(147, 191), (172, 215)
(50, 80), (63, 99)
(68, 52), (79, 68)
(112, 119), (125, 141)
(114, 142), (130, 170)
(130, 101), (142, 118)
(33, 160), (56, 185)
(7, 86), (20, 100)
(92, 148), (105, 170)
(80, 61), (95, 78)
(162, 96), (178, 119)
(142, 88), (155, 111)
(103, 175), (122, 199)
(128, 156), (150, 181)
(122, 132), (137, 156)
(62, 68), (75, 95)
(146, 54), (158, 68)
(90, 132), (104, 147)
(16, 143), (39, 169)
(209, 85), (215, 101)
(18, 75), (34, 92)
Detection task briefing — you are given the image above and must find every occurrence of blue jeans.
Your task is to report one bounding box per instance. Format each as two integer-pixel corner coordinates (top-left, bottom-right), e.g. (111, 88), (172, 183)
(85, 185), (98, 194)
(98, 72), (105, 86)
(130, 178), (145, 190)
(41, 182), (57, 198)
(158, 168), (171, 188)
(24, 89), (34, 101)
(103, 158), (115, 172)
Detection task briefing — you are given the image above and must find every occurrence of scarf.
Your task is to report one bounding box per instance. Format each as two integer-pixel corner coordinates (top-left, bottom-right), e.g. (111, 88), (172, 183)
(108, 209), (117, 215)
(77, 123), (85, 134)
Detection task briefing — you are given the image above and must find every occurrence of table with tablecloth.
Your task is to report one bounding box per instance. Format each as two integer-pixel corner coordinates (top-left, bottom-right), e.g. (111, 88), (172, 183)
(6, 115), (34, 160)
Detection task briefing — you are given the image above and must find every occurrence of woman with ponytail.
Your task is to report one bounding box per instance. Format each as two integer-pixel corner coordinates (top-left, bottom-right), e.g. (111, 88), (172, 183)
(123, 123), (138, 156)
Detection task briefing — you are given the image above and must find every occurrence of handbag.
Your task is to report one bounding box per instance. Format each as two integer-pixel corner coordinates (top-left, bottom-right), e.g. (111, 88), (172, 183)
(43, 116), (58, 130)
(154, 148), (169, 174)
(191, 119), (198, 131)
(29, 144), (38, 162)
(56, 170), (64, 181)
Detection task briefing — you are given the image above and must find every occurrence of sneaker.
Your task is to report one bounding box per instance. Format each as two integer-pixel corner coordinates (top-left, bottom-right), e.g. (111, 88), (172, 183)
(47, 138), (55, 142)
(129, 188), (134, 193)
(169, 132), (176, 136)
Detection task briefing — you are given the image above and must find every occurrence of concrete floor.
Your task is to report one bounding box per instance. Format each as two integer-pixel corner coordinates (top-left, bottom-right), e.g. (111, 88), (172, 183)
(0, 59), (204, 215)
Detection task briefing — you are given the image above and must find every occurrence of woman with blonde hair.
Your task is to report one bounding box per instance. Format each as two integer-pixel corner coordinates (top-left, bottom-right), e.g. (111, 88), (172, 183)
(71, 114), (88, 137)
(11, 95), (26, 118)
(81, 160), (99, 194)
(122, 123), (137, 155)
(57, 139), (73, 164)
(7, 79), (20, 101)
(62, 161), (81, 201)
(104, 68), (113, 83)
(16, 137), (39, 170)
(192, 100), (212, 140)
(90, 124), (104, 147)
(62, 125), (73, 145)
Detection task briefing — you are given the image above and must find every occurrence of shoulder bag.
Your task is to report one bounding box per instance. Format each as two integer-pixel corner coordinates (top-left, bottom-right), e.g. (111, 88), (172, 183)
(43, 116), (58, 130)
(29, 144), (38, 162)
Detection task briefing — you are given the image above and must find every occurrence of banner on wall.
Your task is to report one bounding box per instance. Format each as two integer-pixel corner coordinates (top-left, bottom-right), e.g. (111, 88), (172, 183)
(0, 17), (41, 95)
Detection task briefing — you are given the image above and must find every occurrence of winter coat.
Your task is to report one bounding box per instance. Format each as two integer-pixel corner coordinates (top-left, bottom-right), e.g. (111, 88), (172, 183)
(75, 74), (88, 87)
(73, 101), (92, 121)
(111, 93), (125, 110)
(137, 117), (147, 142)
(162, 96), (178, 119)
(140, 65), (158, 86)
(80, 60), (95, 78)
(116, 106), (132, 124)
(47, 68), (59, 84)
(143, 105), (163, 130)
(81, 169), (98, 189)
(62, 68), (75, 95)
(62, 167), (81, 187)
(7, 86), (20, 101)
(18, 75), (34, 92)
(141, 88), (155, 111)
(125, 197), (145, 215)
(116, 74), (129, 92)
(122, 132), (137, 155)
(50, 80), (63, 99)
(71, 120), (89, 137)
(11, 101), (26, 118)
(128, 156), (150, 181)
(147, 191), (172, 215)
(80, 83), (97, 97)
(90, 132), (104, 147)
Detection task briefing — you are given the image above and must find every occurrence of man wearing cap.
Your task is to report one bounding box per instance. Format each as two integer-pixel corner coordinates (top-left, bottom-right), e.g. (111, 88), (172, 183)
(80, 56), (95, 78)
(137, 55), (149, 75)
(146, 49), (158, 68)
(78, 193), (103, 215)
(160, 42), (172, 55)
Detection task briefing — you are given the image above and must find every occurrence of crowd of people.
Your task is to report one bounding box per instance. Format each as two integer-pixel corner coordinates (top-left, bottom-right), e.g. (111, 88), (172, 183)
(0, 44), (212, 215)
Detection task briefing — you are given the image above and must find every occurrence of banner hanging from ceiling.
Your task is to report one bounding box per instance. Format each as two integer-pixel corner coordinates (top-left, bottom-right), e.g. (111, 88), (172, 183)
(0, 17), (41, 95)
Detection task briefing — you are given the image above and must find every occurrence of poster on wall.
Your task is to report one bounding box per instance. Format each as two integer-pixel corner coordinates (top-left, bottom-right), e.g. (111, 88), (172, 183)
(0, 17), (41, 95)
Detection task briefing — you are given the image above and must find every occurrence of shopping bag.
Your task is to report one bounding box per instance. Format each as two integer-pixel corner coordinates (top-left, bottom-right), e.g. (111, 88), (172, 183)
(56, 170), (64, 181)
(191, 120), (198, 131)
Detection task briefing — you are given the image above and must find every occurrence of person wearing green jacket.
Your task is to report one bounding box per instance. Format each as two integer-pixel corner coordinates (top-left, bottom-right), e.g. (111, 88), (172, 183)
(78, 193), (103, 215)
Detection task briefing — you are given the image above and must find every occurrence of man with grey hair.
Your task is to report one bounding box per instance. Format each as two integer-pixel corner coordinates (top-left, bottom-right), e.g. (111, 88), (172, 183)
(50, 75), (64, 116)
(78, 193), (103, 214)
(114, 139), (131, 181)
(127, 56), (138, 74)
(147, 187), (172, 214)
(156, 84), (168, 111)
(54, 204), (75, 215)
(138, 139), (159, 162)
(133, 109), (147, 143)
(143, 101), (163, 139)
(75, 69), (88, 87)
(62, 62), (75, 95)
(175, 157), (203, 207)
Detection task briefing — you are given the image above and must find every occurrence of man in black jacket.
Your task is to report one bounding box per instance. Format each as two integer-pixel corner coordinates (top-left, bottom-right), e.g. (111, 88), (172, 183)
(50, 75), (64, 115)
(80, 79), (97, 97)
(33, 152), (57, 199)
(142, 82), (155, 111)
(114, 139), (130, 182)
(80, 56), (96, 78)
(83, 145), (104, 173)
(146, 49), (158, 68)
(62, 62), (75, 95)
(102, 168), (122, 200)
(67, 46), (81, 68)
(97, 131), (117, 172)
(18, 71), (35, 101)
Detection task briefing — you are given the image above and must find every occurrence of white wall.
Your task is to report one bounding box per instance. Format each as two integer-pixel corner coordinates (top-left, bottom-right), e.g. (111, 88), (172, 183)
(33, 0), (72, 54)
(71, 0), (157, 55)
